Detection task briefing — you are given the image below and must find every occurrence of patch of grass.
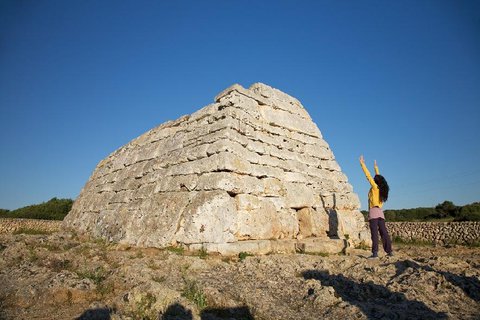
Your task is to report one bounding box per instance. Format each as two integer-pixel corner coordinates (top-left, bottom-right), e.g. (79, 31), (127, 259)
(73, 244), (91, 256)
(48, 258), (73, 272)
(131, 293), (157, 320)
(197, 247), (208, 259)
(466, 240), (480, 248)
(96, 280), (115, 298)
(221, 257), (233, 264)
(62, 242), (80, 251)
(182, 279), (207, 310)
(92, 248), (109, 262)
(180, 263), (191, 275)
(129, 251), (144, 259)
(165, 246), (184, 255)
(110, 259), (121, 269)
(76, 266), (108, 285)
(92, 237), (108, 246)
(27, 247), (40, 263)
(70, 230), (79, 240)
(13, 228), (53, 235)
(354, 240), (370, 251)
(39, 243), (61, 252)
(92, 238), (110, 254)
(152, 275), (166, 283)
(238, 252), (254, 261)
(147, 260), (160, 270)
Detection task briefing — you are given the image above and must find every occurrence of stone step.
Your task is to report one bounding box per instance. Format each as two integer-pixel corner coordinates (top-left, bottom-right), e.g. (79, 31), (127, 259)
(186, 237), (346, 256)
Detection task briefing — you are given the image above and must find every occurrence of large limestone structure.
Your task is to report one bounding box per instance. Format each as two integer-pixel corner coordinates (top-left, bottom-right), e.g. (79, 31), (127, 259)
(64, 83), (369, 254)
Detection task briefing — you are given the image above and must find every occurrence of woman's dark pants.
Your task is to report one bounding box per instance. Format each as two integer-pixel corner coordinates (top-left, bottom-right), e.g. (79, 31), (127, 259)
(369, 218), (392, 255)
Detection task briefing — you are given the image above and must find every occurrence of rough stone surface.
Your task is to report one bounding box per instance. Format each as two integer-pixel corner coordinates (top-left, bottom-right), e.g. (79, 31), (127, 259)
(1, 232), (479, 320)
(63, 83), (367, 251)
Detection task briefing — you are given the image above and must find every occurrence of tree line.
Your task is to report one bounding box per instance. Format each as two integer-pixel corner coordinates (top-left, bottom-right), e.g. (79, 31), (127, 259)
(361, 201), (480, 222)
(0, 198), (73, 220)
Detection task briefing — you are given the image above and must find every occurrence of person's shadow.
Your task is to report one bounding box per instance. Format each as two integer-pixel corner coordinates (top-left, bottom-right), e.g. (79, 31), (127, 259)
(75, 303), (254, 320)
(387, 259), (480, 302)
(160, 302), (254, 320)
(161, 303), (193, 320)
(303, 270), (447, 319)
(76, 307), (112, 320)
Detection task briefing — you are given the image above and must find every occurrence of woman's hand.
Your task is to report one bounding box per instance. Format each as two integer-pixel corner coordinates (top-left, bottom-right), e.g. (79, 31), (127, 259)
(359, 155), (365, 164)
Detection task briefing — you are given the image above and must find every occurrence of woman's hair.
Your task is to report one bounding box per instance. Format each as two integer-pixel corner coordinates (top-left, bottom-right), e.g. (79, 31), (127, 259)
(374, 175), (389, 202)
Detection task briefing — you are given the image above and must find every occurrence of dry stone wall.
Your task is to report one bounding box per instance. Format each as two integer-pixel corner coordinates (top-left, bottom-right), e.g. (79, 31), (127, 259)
(386, 221), (480, 245)
(0, 218), (61, 234)
(64, 83), (369, 253)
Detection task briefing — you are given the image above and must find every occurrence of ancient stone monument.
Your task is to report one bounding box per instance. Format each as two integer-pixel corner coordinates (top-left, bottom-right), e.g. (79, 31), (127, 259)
(64, 83), (369, 254)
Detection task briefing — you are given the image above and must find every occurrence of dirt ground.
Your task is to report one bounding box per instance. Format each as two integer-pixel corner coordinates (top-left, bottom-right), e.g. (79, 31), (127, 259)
(0, 232), (479, 320)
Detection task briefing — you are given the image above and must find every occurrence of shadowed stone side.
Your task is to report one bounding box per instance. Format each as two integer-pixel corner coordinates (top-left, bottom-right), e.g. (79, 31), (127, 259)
(63, 83), (369, 253)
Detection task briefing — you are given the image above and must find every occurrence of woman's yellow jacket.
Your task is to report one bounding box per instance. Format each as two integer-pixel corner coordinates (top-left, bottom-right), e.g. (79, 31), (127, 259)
(360, 161), (383, 209)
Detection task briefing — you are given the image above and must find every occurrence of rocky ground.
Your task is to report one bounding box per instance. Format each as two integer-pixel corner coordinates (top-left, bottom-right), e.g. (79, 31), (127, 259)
(0, 232), (479, 320)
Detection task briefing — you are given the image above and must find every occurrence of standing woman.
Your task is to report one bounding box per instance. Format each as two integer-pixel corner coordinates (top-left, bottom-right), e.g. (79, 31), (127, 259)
(359, 155), (393, 258)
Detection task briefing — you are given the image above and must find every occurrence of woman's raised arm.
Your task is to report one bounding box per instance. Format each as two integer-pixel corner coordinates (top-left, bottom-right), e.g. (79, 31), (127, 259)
(360, 155), (376, 187)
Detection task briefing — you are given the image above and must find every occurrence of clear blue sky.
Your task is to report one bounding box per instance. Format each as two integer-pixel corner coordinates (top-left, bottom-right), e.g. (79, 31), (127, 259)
(1, 0), (479, 211)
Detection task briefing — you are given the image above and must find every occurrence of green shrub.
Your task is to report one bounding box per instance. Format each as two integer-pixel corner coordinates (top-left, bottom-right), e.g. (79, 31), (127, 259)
(165, 246), (184, 255)
(48, 258), (73, 272)
(238, 252), (253, 261)
(130, 292), (157, 320)
(354, 240), (370, 250)
(197, 247), (208, 259)
(466, 240), (480, 248)
(182, 279), (207, 310)
(455, 202), (480, 221)
(96, 280), (115, 298)
(152, 275), (166, 283)
(76, 266), (108, 285)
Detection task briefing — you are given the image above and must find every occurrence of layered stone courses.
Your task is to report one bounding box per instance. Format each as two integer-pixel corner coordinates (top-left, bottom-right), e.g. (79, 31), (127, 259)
(64, 83), (368, 253)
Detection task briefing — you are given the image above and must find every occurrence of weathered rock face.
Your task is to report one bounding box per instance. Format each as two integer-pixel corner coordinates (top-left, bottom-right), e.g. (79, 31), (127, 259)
(64, 83), (369, 252)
